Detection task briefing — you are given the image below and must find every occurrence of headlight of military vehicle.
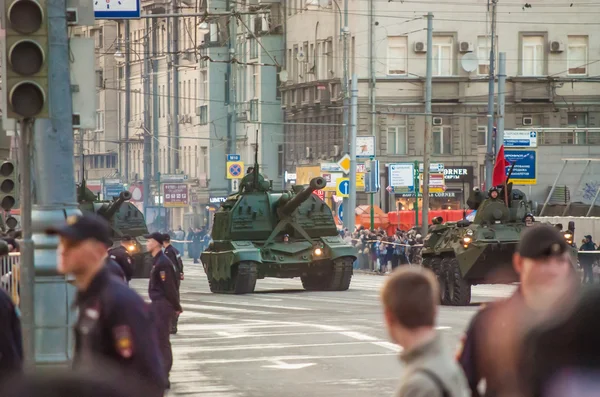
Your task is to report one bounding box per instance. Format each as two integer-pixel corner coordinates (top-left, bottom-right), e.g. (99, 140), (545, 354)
(466, 229), (474, 236)
(463, 236), (472, 243)
(313, 247), (323, 256)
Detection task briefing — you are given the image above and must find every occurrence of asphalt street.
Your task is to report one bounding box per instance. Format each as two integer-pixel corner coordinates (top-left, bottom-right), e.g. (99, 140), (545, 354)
(132, 260), (516, 397)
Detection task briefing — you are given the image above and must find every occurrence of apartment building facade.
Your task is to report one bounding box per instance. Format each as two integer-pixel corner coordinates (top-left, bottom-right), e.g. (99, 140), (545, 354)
(76, 0), (284, 229)
(284, 0), (600, 212)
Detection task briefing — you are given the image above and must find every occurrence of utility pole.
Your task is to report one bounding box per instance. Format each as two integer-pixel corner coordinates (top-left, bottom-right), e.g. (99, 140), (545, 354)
(32, 0), (78, 366)
(124, 21), (131, 182)
(484, 0), (498, 190)
(341, 0), (350, 231)
(166, 16), (172, 172)
(497, 52), (506, 155)
(348, 74), (358, 232)
(79, 129), (84, 179)
(422, 12), (433, 235)
(226, 0), (237, 193)
(172, 0), (180, 172)
(152, 19), (160, 179)
(143, 17), (152, 215)
(368, 0), (376, 231)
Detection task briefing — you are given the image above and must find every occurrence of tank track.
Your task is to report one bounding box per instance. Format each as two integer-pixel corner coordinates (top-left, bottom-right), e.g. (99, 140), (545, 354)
(301, 257), (354, 291)
(207, 261), (258, 294)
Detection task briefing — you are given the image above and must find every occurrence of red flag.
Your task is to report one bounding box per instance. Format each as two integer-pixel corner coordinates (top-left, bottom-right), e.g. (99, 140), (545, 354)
(492, 145), (510, 187)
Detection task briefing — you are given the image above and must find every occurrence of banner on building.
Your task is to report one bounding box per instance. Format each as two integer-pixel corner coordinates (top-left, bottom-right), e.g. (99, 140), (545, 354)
(163, 184), (188, 207)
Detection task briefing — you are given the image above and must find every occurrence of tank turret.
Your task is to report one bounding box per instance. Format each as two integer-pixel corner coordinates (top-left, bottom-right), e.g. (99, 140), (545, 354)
(278, 177), (326, 217)
(99, 190), (133, 219)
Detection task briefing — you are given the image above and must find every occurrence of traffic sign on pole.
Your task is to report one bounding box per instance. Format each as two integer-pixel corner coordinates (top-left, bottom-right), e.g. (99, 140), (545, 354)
(226, 161), (244, 179)
(338, 203), (343, 221)
(227, 154), (241, 161)
(336, 178), (350, 198)
(337, 154), (351, 174)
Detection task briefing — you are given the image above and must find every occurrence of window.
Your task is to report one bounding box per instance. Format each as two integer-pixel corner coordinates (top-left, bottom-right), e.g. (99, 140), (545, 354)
(387, 36), (407, 75)
(432, 36), (453, 76)
(568, 112), (588, 144)
(477, 36), (495, 75)
(568, 36), (588, 75)
(201, 71), (207, 100)
(118, 65), (124, 80)
(95, 111), (104, 131)
(199, 105), (208, 125)
(477, 125), (487, 146)
(249, 99), (259, 121)
(277, 144), (284, 176)
(522, 35), (544, 76)
(250, 38), (258, 59)
(386, 119), (407, 154)
(201, 146), (208, 174)
(95, 69), (104, 88)
(433, 126), (452, 154)
(276, 67), (282, 100)
(251, 65), (259, 99)
(326, 40), (333, 76)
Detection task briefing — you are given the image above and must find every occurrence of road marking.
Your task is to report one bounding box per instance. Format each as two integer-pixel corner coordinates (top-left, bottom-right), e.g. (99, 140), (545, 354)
(340, 331), (378, 341)
(262, 360), (316, 370)
(175, 341), (384, 353)
(200, 299), (313, 311)
(170, 330), (355, 343)
(190, 352), (398, 365)
(371, 341), (402, 352)
(436, 326), (452, 330)
(183, 303), (276, 315)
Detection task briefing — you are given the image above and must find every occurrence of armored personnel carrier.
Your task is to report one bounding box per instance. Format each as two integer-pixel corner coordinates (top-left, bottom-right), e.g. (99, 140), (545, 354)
(422, 182), (533, 306)
(201, 150), (357, 294)
(77, 180), (152, 278)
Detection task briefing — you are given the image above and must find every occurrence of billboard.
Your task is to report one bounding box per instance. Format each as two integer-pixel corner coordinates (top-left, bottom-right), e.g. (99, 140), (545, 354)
(163, 184), (188, 207)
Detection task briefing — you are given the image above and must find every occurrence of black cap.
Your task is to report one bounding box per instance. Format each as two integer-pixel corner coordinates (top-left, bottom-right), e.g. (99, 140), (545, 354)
(143, 232), (165, 244)
(517, 224), (569, 259)
(121, 234), (134, 242)
(46, 214), (112, 247)
(162, 233), (171, 242)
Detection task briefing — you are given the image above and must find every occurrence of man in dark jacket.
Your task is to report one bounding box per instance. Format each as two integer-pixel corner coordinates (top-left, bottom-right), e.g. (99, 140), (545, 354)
(0, 288), (22, 381)
(162, 234), (184, 334)
(108, 236), (135, 283)
(579, 235), (597, 284)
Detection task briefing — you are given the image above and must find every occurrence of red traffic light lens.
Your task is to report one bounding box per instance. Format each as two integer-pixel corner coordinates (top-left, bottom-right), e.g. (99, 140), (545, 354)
(8, 0), (43, 34)
(9, 81), (45, 118)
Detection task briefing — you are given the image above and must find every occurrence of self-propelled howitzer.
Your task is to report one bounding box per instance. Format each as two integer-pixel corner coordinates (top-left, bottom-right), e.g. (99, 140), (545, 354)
(201, 176), (357, 294)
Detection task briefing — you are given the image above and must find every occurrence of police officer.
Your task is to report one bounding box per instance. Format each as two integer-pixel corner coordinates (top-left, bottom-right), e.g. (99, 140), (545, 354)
(0, 287), (22, 382)
(108, 235), (135, 284)
(458, 224), (578, 397)
(162, 233), (184, 334)
(145, 232), (182, 388)
(46, 214), (166, 395)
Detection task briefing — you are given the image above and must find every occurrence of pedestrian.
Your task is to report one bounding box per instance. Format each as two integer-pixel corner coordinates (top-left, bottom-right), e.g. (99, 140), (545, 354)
(0, 287), (22, 382)
(191, 228), (202, 264)
(161, 234), (184, 334)
(45, 214), (166, 395)
(579, 235), (596, 284)
(145, 232), (182, 388)
(108, 235), (135, 284)
(458, 224), (578, 397)
(381, 267), (470, 397)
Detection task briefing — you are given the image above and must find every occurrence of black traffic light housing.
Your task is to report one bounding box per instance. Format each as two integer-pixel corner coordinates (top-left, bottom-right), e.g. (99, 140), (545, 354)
(3, 0), (49, 119)
(0, 160), (18, 211)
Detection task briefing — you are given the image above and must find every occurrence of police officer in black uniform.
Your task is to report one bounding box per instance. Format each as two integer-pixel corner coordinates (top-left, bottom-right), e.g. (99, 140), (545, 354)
(0, 287), (22, 382)
(457, 224), (578, 397)
(145, 232), (182, 388)
(108, 235), (135, 284)
(162, 234), (184, 334)
(46, 214), (166, 396)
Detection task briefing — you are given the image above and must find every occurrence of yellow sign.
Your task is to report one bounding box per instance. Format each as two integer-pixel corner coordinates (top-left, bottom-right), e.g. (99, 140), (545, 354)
(226, 161), (245, 179)
(356, 173), (365, 189)
(336, 178), (350, 198)
(337, 154), (351, 174)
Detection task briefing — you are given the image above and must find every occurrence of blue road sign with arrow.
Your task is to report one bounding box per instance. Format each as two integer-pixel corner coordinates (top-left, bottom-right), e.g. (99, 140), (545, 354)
(338, 203), (343, 221)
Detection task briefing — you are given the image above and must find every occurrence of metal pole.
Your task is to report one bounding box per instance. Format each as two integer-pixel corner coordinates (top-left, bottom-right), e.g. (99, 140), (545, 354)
(152, 21), (159, 180)
(226, 0), (237, 194)
(18, 119), (34, 369)
(369, 0), (376, 231)
(347, 74), (358, 233)
(172, 0), (180, 172)
(31, 0), (79, 367)
(341, 0), (350, 231)
(540, 160), (568, 216)
(586, 185), (600, 217)
(124, 21), (131, 182)
(79, 129), (84, 179)
(143, 18), (152, 216)
(414, 160), (419, 227)
(166, 17), (172, 172)
(496, 52), (506, 155)
(422, 12), (433, 235)
(484, 0), (497, 190)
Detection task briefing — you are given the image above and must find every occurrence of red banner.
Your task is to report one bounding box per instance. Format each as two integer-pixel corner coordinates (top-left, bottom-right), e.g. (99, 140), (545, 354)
(313, 189), (325, 200)
(163, 184), (188, 207)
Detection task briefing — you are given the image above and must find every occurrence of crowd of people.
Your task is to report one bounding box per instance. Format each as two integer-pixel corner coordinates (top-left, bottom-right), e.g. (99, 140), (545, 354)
(161, 226), (211, 264)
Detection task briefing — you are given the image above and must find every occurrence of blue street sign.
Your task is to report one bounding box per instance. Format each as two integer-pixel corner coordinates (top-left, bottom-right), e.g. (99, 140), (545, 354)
(338, 179), (350, 196)
(94, 0), (141, 19)
(338, 203), (343, 221)
(227, 154), (241, 161)
(104, 184), (124, 198)
(365, 160), (380, 193)
(504, 150), (537, 185)
(504, 130), (538, 148)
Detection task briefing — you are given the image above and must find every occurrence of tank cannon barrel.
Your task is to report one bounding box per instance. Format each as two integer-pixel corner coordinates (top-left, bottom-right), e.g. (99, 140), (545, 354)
(100, 190), (132, 219)
(280, 177), (326, 216)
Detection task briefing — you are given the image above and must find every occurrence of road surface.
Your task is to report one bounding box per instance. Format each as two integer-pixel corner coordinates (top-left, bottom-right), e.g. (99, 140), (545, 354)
(132, 261), (515, 397)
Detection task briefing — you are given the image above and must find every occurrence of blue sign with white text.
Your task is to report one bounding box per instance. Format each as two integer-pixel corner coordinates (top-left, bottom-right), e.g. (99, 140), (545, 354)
(504, 150), (537, 185)
(227, 154), (241, 161)
(104, 184), (125, 199)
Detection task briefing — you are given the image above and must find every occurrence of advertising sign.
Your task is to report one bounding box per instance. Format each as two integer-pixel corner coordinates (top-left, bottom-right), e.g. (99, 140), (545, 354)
(504, 130), (538, 148)
(321, 172), (344, 191)
(417, 163), (445, 193)
(313, 189), (325, 200)
(163, 184), (189, 207)
(104, 184), (124, 199)
(94, 0), (141, 19)
(443, 166), (474, 183)
(389, 163), (415, 191)
(504, 150), (537, 185)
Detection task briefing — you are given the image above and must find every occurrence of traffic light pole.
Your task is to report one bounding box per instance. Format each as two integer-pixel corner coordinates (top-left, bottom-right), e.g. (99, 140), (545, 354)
(31, 0), (79, 367)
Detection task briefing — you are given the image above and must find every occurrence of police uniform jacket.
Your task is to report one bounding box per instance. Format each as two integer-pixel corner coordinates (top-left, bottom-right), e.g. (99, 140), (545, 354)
(108, 246), (134, 281)
(148, 251), (182, 312)
(164, 244), (184, 277)
(0, 288), (22, 379)
(105, 258), (126, 282)
(72, 267), (166, 391)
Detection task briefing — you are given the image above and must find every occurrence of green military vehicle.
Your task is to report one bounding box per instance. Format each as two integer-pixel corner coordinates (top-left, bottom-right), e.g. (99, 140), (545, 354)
(77, 180), (152, 278)
(201, 151), (357, 294)
(421, 183), (534, 306)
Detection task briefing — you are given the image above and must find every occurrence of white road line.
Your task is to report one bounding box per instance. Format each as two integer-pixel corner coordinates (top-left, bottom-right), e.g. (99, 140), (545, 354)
(171, 331), (354, 343)
(436, 326), (452, 330)
(199, 299), (313, 311)
(189, 352), (398, 365)
(340, 331), (378, 341)
(176, 323), (306, 331)
(178, 312), (234, 320)
(176, 341), (380, 354)
(183, 303), (276, 315)
(371, 341), (403, 353)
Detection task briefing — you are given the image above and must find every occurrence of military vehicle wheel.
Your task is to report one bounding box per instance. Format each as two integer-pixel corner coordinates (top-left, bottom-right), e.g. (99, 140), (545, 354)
(301, 257), (354, 291)
(447, 258), (471, 306)
(434, 257), (450, 305)
(206, 262), (257, 294)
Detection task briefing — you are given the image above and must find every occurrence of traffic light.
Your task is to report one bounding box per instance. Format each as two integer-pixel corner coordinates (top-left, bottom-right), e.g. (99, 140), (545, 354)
(3, 0), (48, 119)
(0, 160), (17, 211)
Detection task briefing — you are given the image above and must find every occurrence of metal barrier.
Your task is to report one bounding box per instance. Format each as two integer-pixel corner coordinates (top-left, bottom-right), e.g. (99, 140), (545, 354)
(1, 253), (21, 305)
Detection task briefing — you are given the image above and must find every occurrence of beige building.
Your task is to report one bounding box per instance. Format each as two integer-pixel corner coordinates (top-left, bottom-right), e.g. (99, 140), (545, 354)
(283, 0), (600, 211)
